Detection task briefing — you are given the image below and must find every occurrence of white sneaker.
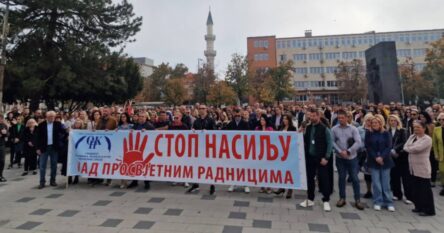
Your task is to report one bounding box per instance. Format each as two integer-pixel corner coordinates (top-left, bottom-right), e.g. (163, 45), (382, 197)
(184, 183), (190, 188)
(323, 202), (331, 212)
(392, 196), (399, 201)
(244, 187), (250, 193)
(374, 205), (381, 211)
(388, 206), (395, 212)
(404, 199), (413, 205)
(299, 199), (315, 208)
(228, 185), (234, 192)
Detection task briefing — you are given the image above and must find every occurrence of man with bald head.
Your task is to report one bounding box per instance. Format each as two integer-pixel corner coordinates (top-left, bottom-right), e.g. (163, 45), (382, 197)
(36, 111), (65, 189)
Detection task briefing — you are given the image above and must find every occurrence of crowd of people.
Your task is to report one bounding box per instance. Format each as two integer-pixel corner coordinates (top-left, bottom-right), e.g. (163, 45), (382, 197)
(0, 101), (442, 217)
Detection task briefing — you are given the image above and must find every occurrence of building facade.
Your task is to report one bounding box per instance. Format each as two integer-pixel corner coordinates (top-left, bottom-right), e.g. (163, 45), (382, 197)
(133, 57), (155, 78)
(247, 29), (444, 104)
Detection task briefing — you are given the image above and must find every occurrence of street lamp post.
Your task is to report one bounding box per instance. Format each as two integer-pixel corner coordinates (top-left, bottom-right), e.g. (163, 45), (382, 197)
(0, 0), (10, 109)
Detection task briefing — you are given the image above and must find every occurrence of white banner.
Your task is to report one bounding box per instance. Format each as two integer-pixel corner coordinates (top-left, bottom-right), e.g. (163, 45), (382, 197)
(67, 130), (307, 190)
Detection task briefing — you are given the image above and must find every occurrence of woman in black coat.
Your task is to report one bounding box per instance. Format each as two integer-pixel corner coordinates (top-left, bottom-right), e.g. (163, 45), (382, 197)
(22, 118), (38, 175)
(8, 116), (25, 168)
(273, 113), (297, 198)
(387, 115), (412, 204)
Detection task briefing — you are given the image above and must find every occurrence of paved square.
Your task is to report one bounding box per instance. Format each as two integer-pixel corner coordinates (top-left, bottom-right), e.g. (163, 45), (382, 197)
(133, 221), (155, 229)
(58, 210), (80, 217)
(30, 208), (52, 215)
(1, 164), (443, 233)
(100, 219), (123, 227)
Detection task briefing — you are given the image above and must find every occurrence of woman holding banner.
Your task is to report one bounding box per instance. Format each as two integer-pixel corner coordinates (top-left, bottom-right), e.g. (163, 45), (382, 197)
(68, 119), (86, 184)
(255, 114), (274, 194)
(274, 113), (297, 198)
(117, 112), (133, 189)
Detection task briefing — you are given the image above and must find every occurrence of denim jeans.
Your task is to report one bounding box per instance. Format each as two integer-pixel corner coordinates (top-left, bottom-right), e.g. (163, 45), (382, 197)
(336, 156), (361, 201)
(39, 146), (58, 185)
(371, 167), (393, 207)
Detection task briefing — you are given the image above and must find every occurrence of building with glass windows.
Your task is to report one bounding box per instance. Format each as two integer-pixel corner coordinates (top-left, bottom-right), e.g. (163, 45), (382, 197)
(247, 29), (444, 104)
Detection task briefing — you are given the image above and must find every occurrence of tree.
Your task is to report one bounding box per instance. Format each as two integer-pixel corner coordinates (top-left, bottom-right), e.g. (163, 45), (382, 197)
(207, 81), (237, 106)
(335, 59), (367, 103)
(1, 0), (142, 109)
(423, 37), (444, 100)
(163, 79), (187, 106)
(268, 61), (295, 103)
(225, 54), (249, 103)
(143, 63), (189, 101)
(193, 64), (215, 104)
(399, 57), (434, 104)
(147, 63), (172, 101)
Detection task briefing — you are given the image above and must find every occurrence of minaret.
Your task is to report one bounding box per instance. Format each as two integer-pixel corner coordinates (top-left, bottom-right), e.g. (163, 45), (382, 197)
(204, 9), (216, 71)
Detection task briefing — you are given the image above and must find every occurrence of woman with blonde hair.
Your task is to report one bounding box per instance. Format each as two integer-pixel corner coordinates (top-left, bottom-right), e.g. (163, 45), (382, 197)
(387, 114), (412, 204)
(365, 115), (395, 211)
(21, 119), (38, 176)
(358, 113), (374, 198)
(68, 119), (86, 185)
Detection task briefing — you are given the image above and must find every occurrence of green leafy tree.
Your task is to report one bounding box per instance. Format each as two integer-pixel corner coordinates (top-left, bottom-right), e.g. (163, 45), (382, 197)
(193, 64), (215, 104)
(399, 57), (434, 104)
(423, 37), (444, 100)
(268, 61), (295, 103)
(2, 0), (142, 110)
(225, 53), (249, 104)
(163, 78), (187, 106)
(335, 59), (367, 103)
(207, 81), (237, 106)
(144, 63), (189, 101)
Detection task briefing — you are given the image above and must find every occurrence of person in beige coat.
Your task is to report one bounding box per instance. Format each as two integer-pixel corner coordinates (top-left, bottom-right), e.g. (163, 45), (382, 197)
(403, 121), (435, 216)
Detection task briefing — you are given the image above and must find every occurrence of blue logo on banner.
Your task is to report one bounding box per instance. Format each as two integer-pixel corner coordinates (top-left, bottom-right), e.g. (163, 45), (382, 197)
(75, 136), (111, 151)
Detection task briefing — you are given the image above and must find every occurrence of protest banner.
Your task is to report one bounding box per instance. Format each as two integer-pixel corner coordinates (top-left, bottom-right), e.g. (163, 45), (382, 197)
(67, 130), (307, 189)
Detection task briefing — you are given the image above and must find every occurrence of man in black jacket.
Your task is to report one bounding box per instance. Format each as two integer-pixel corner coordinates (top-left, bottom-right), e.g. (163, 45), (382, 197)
(127, 111), (155, 190)
(36, 111), (65, 189)
(187, 104), (217, 195)
(226, 109), (251, 193)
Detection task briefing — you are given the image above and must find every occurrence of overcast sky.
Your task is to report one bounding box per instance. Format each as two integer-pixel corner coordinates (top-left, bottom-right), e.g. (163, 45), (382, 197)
(124, 0), (444, 76)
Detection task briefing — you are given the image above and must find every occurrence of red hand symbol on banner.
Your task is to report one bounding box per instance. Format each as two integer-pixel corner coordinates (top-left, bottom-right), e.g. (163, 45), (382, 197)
(122, 131), (154, 166)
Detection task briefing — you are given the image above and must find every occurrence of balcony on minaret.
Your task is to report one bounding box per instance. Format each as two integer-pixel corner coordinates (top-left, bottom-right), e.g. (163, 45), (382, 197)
(205, 34), (216, 41)
(204, 50), (216, 57)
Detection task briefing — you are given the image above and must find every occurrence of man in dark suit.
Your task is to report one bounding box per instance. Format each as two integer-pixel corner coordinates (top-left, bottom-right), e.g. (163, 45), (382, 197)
(36, 111), (65, 189)
(187, 104), (217, 195)
(271, 107), (283, 130)
(226, 109), (250, 131)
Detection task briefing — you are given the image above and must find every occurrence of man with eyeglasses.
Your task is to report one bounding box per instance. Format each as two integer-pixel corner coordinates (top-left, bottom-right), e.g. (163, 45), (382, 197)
(187, 104), (217, 195)
(432, 113), (444, 196)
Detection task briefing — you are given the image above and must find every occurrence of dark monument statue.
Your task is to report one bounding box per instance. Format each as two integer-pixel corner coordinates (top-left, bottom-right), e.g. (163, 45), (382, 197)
(365, 42), (402, 104)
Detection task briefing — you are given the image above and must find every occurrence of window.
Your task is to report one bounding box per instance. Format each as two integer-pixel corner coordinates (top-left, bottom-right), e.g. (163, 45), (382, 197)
(276, 41), (282, 49)
(358, 51), (365, 58)
(294, 68), (308, 74)
(413, 48), (427, 57)
(342, 52), (357, 60)
(325, 52), (340, 60)
(280, 54), (287, 62)
(397, 49), (411, 57)
(309, 67), (324, 74)
(295, 95), (308, 101)
(414, 63), (426, 72)
(286, 40), (291, 48)
(326, 67), (337, 73)
(327, 81), (338, 87)
(254, 53), (269, 61)
(293, 54), (307, 61)
(309, 53), (323, 60)
(292, 40), (297, 48)
(254, 40), (269, 48)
